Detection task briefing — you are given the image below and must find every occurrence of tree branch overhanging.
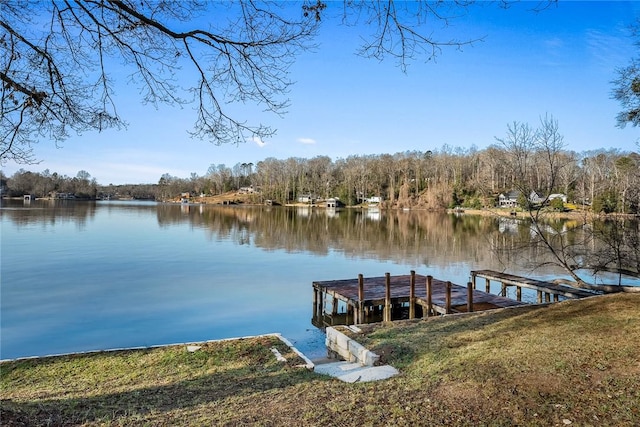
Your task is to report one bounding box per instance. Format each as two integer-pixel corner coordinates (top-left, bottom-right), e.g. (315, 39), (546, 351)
(1, 1), (558, 165)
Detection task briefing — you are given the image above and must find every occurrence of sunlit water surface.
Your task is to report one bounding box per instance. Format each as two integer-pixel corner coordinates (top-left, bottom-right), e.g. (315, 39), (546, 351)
(2, 200), (637, 360)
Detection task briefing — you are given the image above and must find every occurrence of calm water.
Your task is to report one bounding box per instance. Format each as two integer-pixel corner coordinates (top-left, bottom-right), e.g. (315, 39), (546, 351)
(1, 200), (635, 360)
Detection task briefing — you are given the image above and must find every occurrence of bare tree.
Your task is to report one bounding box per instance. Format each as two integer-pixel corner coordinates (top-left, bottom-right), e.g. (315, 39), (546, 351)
(497, 115), (639, 290)
(590, 218), (640, 285)
(339, 1), (481, 72)
(496, 115), (591, 284)
(612, 18), (640, 128)
(495, 120), (537, 202)
(2, 1), (552, 165)
(1, 0), (321, 164)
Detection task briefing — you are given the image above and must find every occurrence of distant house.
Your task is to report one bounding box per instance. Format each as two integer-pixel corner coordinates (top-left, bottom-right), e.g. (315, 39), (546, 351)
(238, 186), (257, 194)
(366, 196), (383, 204)
(326, 197), (344, 208)
(297, 194), (316, 204)
(498, 190), (520, 207)
(499, 190), (568, 208)
(51, 192), (76, 200)
(548, 193), (567, 203)
(529, 191), (545, 205)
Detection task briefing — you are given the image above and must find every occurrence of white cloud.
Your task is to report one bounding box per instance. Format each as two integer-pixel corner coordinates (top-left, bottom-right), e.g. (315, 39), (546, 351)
(297, 137), (316, 145)
(585, 28), (629, 69)
(251, 136), (267, 147)
(543, 37), (564, 49)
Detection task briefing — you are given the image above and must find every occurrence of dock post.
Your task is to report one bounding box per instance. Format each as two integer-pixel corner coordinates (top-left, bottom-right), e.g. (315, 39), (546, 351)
(445, 281), (452, 314)
(313, 287), (318, 318)
(409, 270), (416, 319)
(467, 282), (474, 313)
(426, 275), (433, 317)
(471, 272), (477, 290)
(313, 286), (322, 319)
(485, 278), (491, 293)
(357, 274), (364, 324)
(331, 297), (338, 316)
(516, 286), (522, 301)
(545, 293), (551, 303)
(537, 290), (543, 303)
(501, 281), (507, 297)
(384, 272), (391, 322)
(554, 294), (559, 302)
(322, 290), (327, 316)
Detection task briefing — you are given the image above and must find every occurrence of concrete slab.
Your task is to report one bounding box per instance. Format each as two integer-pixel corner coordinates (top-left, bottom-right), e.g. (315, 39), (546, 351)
(314, 361), (399, 383)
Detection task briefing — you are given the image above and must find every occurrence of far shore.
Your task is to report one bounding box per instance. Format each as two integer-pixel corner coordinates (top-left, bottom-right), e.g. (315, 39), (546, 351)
(8, 195), (638, 221)
(446, 207), (640, 221)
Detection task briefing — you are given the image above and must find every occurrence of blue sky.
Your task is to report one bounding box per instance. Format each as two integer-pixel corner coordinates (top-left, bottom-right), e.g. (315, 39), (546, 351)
(3, 1), (639, 185)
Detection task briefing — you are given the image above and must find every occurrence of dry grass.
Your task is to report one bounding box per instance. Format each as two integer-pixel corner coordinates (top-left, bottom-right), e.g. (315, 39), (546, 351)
(2, 294), (639, 426)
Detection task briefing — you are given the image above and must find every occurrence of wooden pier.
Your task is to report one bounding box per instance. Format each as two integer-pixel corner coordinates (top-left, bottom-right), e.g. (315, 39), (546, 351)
(312, 271), (525, 327)
(470, 270), (598, 303)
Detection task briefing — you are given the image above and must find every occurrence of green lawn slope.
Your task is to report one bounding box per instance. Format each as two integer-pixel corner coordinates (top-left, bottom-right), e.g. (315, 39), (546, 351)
(2, 293), (638, 426)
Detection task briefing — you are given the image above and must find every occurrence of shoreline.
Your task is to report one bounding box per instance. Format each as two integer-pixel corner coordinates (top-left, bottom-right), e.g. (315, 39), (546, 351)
(0, 332), (316, 367)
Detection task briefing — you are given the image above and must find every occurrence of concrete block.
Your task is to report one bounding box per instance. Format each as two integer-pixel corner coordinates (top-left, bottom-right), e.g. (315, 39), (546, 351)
(325, 326), (380, 367)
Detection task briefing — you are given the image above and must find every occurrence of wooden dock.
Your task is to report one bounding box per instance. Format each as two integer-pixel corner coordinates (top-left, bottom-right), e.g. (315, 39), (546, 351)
(470, 270), (598, 303)
(312, 271), (525, 327)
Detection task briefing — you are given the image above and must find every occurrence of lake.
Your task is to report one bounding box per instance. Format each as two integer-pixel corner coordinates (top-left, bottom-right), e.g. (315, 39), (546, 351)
(1, 199), (635, 360)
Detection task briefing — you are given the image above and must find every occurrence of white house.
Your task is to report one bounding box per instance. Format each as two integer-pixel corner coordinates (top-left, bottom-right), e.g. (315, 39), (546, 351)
(326, 197), (344, 208)
(498, 190), (520, 207)
(366, 196), (382, 204)
(297, 194), (316, 204)
(529, 191), (545, 205)
(548, 193), (568, 203)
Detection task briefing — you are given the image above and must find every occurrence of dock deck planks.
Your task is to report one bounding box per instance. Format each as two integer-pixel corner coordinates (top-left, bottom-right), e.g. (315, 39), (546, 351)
(313, 270), (600, 327)
(312, 273), (524, 324)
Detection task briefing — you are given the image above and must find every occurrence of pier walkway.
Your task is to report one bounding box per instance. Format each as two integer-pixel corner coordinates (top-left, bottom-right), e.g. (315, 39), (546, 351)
(312, 272), (524, 327)
(470, 270), (598, 303)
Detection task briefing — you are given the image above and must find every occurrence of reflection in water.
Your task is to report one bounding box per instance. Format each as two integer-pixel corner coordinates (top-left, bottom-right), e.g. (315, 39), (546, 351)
(4, 199), (637, 280)
(0, 200), (618, 276)
(155, 203), (639, 284)
(1, 199), (98, 230)
(154, 203), (538, 270)
(2, 200), (638, 360)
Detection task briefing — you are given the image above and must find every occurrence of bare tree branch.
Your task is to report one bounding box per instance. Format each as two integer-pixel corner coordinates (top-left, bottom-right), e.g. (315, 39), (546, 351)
(1, 1), (556, 164)
(612, 18), (640, 128)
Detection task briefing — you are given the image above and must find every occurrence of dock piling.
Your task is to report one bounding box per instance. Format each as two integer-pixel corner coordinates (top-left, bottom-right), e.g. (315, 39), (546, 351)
(357, 274), (364, 324)
(426, 275), (433, 317)
(409, 270), (416, 319)
(467, 282), (474, 312)
(384, 272), (391, 322)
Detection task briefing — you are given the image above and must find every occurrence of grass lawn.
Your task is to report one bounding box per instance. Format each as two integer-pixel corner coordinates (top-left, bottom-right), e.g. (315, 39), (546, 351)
(2, 293), (639, 426)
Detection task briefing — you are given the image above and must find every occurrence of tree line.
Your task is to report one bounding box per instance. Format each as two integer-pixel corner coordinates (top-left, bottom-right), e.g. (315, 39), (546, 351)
(3, 142), (639, 214)
(173, 141), (640, 214)
(0, 169), (156, 200)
